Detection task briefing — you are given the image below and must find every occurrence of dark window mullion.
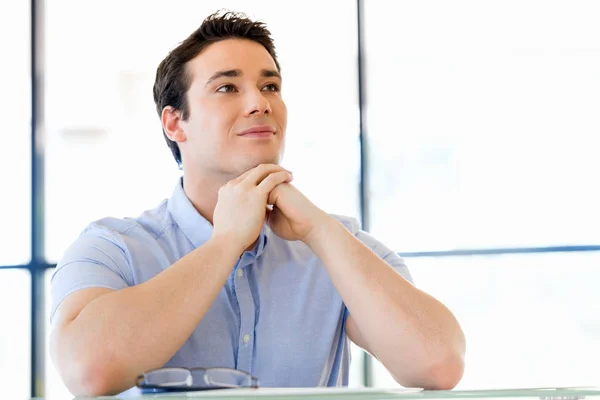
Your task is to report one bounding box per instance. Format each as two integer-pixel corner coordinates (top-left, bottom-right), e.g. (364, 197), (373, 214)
(31, 0), (46, 397)
(399, 245), (600, 258)
(0, 265), (31, 270)
(356, 0), (373, 388)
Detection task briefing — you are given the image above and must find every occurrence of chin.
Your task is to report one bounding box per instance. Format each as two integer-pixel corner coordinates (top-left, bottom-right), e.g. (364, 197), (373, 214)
(242, 154), (281, 170)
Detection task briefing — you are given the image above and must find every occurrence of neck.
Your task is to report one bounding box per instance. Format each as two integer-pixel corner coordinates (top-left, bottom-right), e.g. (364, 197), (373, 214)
(181, 170), (226, 226)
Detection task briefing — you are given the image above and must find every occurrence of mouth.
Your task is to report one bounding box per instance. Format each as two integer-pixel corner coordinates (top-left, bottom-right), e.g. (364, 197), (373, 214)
(238, 125), (276, 139)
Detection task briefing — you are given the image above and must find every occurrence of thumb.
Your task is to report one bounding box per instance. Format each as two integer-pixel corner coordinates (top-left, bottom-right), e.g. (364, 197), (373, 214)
(268, 185), (282, 206)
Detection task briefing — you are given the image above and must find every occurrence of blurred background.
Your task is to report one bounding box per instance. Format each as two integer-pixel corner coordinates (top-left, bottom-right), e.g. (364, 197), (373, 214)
(2, 0), (600, 399)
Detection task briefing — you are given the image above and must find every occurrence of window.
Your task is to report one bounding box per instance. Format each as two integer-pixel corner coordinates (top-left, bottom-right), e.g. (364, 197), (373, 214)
(363, 0), (600, 252)
(363, 0), (600, 389)
(0, 270), (31, 400)
(0, 0), (31, 265)
(372, 252), (600, 389)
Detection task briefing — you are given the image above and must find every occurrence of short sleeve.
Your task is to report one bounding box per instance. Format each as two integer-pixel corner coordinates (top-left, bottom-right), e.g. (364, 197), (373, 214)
(330, 214), (414, 285)
(355, 230), (414, 285)
(50, 223), (133, 324)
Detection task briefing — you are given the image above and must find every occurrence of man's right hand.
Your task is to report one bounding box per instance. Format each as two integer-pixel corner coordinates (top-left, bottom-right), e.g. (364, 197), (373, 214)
(212, 164), (292, 252)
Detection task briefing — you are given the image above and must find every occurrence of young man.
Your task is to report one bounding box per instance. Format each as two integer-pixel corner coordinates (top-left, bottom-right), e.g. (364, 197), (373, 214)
(50, 11), (465, 396)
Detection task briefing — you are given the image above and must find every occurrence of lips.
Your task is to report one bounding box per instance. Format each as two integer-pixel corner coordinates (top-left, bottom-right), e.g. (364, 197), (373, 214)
(238, 125), (276, 138)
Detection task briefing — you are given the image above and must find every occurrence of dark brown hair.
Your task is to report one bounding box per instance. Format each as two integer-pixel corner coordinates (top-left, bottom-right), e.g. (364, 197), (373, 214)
(153, 10), (281, 167)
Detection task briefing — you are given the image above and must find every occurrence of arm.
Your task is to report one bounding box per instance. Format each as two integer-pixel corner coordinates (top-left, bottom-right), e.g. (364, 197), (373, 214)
(305, 218), (465, 390)
(51, 164), (293, 396)
(51, 237), (241, 396)
(266, 183), (465, 390)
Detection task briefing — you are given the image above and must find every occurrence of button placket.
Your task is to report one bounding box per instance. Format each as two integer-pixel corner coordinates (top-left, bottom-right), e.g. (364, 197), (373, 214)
(233, 262), (255, 374)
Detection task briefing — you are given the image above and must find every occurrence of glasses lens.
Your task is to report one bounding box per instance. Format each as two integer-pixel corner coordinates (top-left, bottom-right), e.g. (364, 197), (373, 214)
(144, 368), (191, 387)
(201, 369), (252, 388)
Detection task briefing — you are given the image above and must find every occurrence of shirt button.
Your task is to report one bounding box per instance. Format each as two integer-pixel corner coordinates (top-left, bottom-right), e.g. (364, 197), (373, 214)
(243, 334), (251, 344)
(236, 269), (244, 278)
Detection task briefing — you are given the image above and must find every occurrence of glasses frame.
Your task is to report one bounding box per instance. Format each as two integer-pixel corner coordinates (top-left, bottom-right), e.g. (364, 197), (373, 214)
(136, 367), (260, 391)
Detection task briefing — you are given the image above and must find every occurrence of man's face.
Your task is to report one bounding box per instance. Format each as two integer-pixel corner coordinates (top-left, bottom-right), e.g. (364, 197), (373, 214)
(178, 38), (287, 178)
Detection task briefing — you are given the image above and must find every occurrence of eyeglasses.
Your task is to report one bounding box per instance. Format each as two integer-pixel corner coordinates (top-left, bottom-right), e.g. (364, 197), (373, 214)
(136, 367), (260, 391)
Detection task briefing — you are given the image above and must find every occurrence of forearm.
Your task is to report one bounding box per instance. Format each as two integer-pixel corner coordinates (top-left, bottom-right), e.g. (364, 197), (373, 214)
(58, 236), (241, 395)
(305, 217), (465, 389)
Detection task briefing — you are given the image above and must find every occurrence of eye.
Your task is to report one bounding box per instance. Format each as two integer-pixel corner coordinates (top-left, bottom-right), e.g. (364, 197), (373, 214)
(262, 83), (281, 92)
(216, 84), (237, 93)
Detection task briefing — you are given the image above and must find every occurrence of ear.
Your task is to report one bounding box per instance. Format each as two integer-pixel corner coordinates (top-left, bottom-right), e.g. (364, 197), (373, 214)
(161, 106), (187, 143)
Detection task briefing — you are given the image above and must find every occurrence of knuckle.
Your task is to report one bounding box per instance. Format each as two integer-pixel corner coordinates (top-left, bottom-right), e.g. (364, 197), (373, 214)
(234, 184), (248, 195)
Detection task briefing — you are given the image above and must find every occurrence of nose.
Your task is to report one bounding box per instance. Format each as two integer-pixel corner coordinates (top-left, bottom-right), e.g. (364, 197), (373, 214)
(244, 88), (272, 117)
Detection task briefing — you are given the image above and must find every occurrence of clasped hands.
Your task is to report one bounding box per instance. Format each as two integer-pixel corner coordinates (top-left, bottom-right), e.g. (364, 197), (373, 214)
(212, 164), (331, 253)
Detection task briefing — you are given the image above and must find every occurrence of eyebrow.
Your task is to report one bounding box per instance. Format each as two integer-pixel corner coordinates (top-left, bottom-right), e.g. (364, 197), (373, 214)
(204, 69), (281, 87)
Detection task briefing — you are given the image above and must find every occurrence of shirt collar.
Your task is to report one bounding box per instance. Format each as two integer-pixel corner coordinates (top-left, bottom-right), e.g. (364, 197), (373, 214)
(167, 177), (269, 258)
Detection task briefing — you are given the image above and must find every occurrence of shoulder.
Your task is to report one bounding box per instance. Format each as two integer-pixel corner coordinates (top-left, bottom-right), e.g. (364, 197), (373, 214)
(85, 199), (174, 241)
(61, 199), (175, 263)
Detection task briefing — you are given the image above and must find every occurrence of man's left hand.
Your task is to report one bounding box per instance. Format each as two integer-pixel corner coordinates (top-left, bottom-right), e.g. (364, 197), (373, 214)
(267, 183), (330, 242)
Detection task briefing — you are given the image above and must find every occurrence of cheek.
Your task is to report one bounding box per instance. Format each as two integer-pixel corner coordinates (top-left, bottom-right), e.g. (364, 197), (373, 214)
(274, 101), (288, 129)
(211, 104), (238, 131)
(194, 106), (236, 142)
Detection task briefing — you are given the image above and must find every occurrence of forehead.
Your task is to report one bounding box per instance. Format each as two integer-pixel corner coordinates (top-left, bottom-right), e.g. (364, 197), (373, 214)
(187, 38), (279, 84)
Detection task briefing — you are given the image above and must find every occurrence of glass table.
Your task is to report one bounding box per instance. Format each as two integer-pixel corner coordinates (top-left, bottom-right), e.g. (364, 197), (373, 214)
(51, 386), (600, 400)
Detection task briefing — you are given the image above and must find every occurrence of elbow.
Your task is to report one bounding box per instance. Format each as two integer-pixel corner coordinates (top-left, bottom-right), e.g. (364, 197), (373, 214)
(394, 347), (465, 390)
(50, 323), (129, 396)
(66, 364), (112, 397)
(424, 353), (465, 390)
(424, 320), (467, 390)
(62, 357), (125, 397)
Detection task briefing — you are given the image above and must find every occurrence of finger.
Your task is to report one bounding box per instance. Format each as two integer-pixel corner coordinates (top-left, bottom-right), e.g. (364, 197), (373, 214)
(243, 164), (290, 187)
(267, 185), (281, 206)
(230, 168), (255, 184)
(268, 180), (295, 204)
(257, 171), (293, 197)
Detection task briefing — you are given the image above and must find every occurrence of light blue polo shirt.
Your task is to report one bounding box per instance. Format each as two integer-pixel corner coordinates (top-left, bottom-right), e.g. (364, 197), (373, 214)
(51, 178), (413, 390)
